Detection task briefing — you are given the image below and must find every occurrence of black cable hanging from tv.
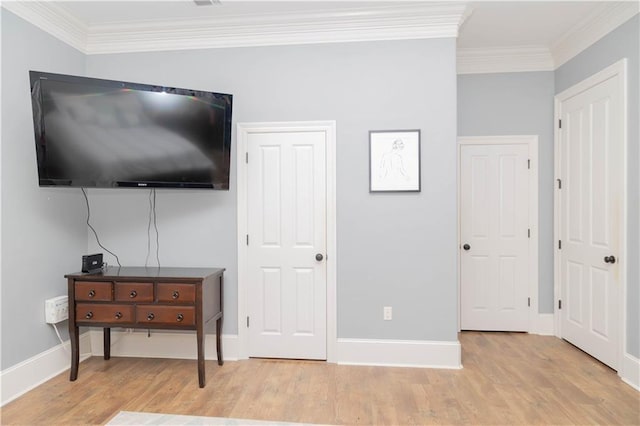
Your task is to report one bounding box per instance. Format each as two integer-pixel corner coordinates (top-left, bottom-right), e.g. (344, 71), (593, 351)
(145, 189), (153, 268)
(81, 188), (121, 267)
(144, 189), (160, 268)
(153, 189), (161, 268)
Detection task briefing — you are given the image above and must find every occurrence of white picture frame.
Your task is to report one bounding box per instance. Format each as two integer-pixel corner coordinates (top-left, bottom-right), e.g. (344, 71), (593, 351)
(369, 129), (421, 192)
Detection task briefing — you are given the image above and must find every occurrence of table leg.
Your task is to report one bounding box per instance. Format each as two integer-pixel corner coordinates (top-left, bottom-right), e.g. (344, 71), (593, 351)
(69, 325), (79, 381)
(217, 273), (224, 366)
(104, 328), (111, 360)
(216, 317), (223, 366)
(197, 324), (205, 388)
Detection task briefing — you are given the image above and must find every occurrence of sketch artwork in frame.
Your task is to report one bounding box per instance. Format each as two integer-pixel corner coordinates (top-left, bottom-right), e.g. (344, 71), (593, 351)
(369, 130), (421, 192)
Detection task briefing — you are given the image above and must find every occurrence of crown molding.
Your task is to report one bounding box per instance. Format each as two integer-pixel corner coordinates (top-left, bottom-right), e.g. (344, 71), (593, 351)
(457, 46), (554, 75)
(551, 1), (640, 68)
(1, 1), (87, 53)
(85, 3), (467, 54)
(2, 2), (467, 55)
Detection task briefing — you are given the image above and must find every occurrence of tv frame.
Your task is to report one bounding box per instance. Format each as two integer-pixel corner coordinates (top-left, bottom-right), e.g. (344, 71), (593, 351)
(29, 71), (233, 190)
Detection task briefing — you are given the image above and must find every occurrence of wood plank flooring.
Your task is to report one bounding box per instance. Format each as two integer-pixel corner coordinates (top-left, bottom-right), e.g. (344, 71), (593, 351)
(1, 332), (638, 425)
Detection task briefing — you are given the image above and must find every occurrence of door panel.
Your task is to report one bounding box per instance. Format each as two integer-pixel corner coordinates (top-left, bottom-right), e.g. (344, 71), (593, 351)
(499, 155), (518, 237)
(261, 268), (282, 333)
(293, 268), (315, 335)
(498, 256), (517, 309)
(247, 130), (327, 360)
(461, 143), (530, 331)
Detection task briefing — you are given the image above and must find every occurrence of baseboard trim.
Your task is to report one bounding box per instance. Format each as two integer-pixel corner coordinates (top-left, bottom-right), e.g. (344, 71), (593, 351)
(336, 338), (462, 369)
(620, 352), (640, 391)
(532, 313), (555, 336)
(0, 332), (92, 406)
(88, 329), (239, 361)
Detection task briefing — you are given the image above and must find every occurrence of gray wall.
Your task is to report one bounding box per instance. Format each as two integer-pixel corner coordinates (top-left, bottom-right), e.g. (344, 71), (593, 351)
(85, 38), (459, 342)
(1, 10), (88, 369)
(457, 71), (555, 313)
(0, 10), (459, 373)
(555, 15), (639, 358)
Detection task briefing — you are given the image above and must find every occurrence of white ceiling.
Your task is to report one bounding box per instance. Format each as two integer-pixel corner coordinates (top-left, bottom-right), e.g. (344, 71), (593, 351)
(3, 1), (639, 73)
(458, 1), (605, 48)
(55, 1), (396, 24)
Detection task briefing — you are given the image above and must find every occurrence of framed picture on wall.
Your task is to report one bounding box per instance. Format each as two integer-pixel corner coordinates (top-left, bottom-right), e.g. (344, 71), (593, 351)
(369, 129), (421, 192)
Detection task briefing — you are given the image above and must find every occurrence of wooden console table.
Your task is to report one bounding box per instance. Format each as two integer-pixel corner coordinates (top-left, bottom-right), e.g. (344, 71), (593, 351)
(66, 266), (224, 388)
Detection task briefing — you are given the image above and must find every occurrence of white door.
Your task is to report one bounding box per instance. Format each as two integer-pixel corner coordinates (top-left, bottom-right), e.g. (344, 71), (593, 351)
(460, 142), (530, 331)
(558, 67), (624, 369)
(247, 130), (327, 359)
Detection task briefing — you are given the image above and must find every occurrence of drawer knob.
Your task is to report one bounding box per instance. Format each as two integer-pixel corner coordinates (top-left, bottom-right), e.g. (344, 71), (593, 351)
(85, 312), (93, 319)
(172, 291), (180, 299)
(176, 313), (184, 322)
(129, 290), (137, 298)
(88, 290), (96, 298)
(147, 313), (155, 321)
(115, 311), (123, 319)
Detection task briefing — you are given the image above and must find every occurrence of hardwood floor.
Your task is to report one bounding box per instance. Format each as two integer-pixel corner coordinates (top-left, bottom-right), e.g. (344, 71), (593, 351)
(1, 332), (638, 425)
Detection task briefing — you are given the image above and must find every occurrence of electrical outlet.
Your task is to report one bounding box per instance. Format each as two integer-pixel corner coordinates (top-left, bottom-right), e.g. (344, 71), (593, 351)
(45, 296), (69, 324)
(383, 306), (392, 321)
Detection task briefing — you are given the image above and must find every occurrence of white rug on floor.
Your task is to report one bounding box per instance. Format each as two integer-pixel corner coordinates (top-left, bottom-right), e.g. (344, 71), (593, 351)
(107, 411), (316, 425)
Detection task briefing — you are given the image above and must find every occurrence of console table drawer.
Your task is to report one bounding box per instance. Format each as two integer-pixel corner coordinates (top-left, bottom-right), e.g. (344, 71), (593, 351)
(115, 282), (153, 302)
(136, 305), (195, 325)
(75, 282), (112, 301)
(157, 283), (195, 303)
(77, 304), (134, 322)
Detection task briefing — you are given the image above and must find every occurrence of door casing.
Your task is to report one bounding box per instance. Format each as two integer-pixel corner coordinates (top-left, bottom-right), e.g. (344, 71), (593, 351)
(237, 121), (337, 361)
(553, 59), (628, 371)
(457, 135), (539, 333)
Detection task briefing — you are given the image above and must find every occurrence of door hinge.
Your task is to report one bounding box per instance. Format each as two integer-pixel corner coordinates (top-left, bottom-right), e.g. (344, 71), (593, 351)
(558, 300), (562, 310)
(528, 159), (531, 169)
(557, 178), (562, 189)
(245, 152), (248, 163)
(558, 119), (562, 129)
(528, 297), (531, 307)
(247, 316), (250, 327)
(246, 234), (249, 245)
(528, 228), (531, 238)
(558, 240), (562, 249)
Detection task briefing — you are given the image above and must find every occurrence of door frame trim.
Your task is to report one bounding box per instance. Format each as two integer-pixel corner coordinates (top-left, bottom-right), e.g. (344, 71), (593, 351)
(457, 135), (540, 333)
(236, 121), (337, 361)
(553, 59), (627, 371)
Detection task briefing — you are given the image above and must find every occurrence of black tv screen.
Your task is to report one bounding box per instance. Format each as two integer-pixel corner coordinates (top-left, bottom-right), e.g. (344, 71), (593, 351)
(29, 71), (233, 189)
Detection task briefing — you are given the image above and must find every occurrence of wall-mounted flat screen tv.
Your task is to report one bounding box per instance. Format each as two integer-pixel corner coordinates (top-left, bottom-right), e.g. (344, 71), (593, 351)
(29, 71), (233, 189)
